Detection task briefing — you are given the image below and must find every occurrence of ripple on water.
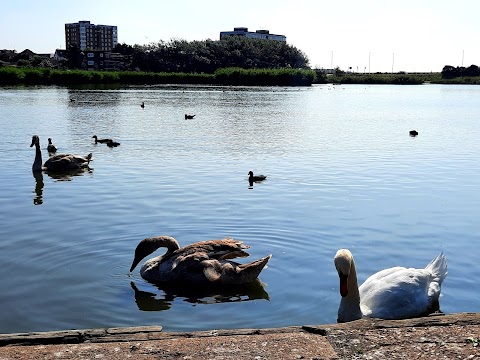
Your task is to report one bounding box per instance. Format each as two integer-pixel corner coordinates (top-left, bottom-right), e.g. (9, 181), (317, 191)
(1, 85), (480, 332)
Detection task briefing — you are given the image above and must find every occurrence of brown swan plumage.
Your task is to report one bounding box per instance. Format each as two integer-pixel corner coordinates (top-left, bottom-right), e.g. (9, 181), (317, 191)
(31, 135), (92, 173)
(130, 235), (271, 285)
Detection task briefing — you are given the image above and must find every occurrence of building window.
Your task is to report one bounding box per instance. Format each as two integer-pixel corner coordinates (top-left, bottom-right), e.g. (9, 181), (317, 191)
(88, 60), (94, 65)
(87, 53), (94, 58)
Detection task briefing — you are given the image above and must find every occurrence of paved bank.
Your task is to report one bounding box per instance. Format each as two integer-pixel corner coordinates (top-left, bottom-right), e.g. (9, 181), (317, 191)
(0, 313), (479, 359)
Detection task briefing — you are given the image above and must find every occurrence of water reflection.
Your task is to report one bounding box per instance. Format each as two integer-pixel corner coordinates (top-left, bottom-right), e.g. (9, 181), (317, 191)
(31, 168), (93, 205)
(32, 171), (44, 205)
(131, 279), (269, 311)
(45, 167), (93, 182)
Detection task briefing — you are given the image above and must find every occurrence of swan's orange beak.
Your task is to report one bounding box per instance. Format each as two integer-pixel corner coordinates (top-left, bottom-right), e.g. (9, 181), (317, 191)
(339, 274), (348, 297)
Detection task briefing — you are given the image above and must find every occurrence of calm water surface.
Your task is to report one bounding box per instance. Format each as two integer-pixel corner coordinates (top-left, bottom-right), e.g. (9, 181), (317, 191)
(0, 84), (479, 333)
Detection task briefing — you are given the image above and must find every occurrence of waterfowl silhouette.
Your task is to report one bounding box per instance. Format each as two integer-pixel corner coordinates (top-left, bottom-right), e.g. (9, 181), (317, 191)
(106, 140), (120, 147)
(185, 114), (196, 119)
(92, 135), (112, 144)
(31, 135), (92, 173)
(409, 130), (419, 137)
(47, 138), (57, 153)
(334, 249), (447, 323)
(130, 235), (271, 285)
(141, 102), (145, 108)
(248, 171), (267, 182)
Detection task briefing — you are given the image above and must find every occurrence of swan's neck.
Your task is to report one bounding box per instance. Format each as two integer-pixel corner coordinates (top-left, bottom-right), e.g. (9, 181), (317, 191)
(338, 258), (363, 322)
(32, 143), (43, 172)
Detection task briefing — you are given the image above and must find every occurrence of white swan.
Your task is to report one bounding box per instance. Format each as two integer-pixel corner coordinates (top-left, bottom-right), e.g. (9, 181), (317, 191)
(334, 249), (447, 323)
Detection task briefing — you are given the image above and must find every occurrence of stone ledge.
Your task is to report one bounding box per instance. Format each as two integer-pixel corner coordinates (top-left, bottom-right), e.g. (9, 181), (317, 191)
(303, 312), (480, 333)
(1, 313), (479, 349)
(0, 313), (479, 360)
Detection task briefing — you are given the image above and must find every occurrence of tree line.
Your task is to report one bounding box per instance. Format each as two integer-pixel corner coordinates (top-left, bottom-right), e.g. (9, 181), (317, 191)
(66, 36), (309, 73)
(441, 65), (480, 78)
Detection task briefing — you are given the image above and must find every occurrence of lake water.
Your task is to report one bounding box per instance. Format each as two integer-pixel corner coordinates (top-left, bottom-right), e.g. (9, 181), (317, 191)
(0, 84), (479, 334)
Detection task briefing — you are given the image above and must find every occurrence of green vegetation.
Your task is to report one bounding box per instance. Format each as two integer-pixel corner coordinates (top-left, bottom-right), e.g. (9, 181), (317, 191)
(315, 72), (443, 85)
(214, 68), (316, 86)
(466, 337), (479, 347)
(5, 66), (480, 86)
(314, 70), (480, 85)
(0, 66), (316, 86)
(114, 37), (309, 73)
(442, 65), (480, 79)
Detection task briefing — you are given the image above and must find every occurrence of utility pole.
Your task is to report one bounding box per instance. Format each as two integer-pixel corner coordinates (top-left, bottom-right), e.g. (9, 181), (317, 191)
(369, 52), (371, 73)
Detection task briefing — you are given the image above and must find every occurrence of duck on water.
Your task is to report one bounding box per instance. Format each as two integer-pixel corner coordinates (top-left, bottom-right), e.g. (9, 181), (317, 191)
(92, 135), (112, 144)
(47, 138), (57, 153)
(248, 171), (267, 183)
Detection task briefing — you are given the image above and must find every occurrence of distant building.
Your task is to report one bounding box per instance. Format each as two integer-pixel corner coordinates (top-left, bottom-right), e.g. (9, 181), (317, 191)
(0, 49), (17, 62)
(316, 68), (336, 75)
(84, 50), (129, 71)
(65, 20), (118, 51)
(12, 49), (36, 62)
(220, 27), (286, 42)
(54, 49), (67, 62)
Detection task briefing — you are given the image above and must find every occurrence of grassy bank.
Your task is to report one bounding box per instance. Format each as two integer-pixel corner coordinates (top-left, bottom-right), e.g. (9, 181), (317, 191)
(315, 72), (480, 85)
(0, 66), (316, 86)
(214, 67), (316, 86)
(3, 66), (480, 86)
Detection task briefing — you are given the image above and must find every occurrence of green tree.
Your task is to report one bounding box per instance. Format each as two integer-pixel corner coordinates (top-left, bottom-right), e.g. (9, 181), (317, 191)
(65, 45), (84, 69)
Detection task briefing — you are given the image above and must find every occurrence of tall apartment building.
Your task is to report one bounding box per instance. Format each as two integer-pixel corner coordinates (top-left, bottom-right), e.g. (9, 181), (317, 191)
(65, 21), (118, 51)
(220, 27), (286, 42)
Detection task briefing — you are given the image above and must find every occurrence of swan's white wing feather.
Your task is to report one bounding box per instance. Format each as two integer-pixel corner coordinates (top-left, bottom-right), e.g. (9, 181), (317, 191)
(359, 267), (433, 319)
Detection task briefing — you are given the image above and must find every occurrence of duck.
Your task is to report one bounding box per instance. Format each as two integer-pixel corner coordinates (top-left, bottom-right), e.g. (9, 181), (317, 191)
(409, 130), (419, 137)
(334, 249), (447, 323)
(31, 135), (92, 173)
(185, 114), (196, 119)
(130, 235), (271, 285)
(106, 139), (120, 147)
(47, 138), (57, 153)
(248, 171), (267, 182)
(92, 135), (112, 144)
(141, 102), (145, 108)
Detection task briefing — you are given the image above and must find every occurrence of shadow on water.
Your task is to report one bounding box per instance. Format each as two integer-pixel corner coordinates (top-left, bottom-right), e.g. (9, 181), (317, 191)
(130, 279), (269, 312)
(32, 171), (44, 205)
(32, 168), (93, 205)
(44, 167), (93, 182)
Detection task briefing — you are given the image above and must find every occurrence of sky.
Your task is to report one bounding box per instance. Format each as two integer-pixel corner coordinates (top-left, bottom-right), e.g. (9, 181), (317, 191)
(1, 0), (479, 73)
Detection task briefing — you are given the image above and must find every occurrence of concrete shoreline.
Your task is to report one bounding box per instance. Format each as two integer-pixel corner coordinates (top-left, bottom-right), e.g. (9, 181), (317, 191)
(0, 312), (479, 359)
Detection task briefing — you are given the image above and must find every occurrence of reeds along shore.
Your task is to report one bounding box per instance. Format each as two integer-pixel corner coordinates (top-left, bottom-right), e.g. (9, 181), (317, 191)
(2, 66), (480, 86)
(0, 67), (316, 86)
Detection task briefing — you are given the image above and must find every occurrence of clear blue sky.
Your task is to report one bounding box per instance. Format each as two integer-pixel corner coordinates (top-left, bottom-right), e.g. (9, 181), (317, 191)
(1, 0), (479, 73)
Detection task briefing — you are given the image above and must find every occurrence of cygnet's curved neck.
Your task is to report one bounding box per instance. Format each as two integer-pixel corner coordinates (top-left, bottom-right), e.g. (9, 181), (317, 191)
(32, 143), (43, 172)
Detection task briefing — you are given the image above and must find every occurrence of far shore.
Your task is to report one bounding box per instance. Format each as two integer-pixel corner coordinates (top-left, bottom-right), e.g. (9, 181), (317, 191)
(1, 66), (480, 86)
